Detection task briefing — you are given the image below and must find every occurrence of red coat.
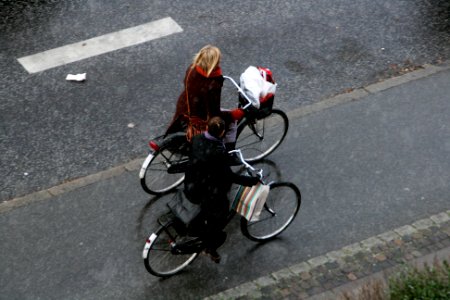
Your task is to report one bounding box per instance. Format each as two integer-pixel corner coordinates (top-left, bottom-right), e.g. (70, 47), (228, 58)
(166, 65), (224, 135)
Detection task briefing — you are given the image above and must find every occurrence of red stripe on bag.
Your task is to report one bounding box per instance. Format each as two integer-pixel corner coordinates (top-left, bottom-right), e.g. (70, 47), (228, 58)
(237, 187), (251, 213)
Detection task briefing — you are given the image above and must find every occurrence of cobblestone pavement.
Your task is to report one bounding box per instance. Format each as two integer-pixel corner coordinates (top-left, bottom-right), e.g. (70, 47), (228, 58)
(205, 210), (450, 299)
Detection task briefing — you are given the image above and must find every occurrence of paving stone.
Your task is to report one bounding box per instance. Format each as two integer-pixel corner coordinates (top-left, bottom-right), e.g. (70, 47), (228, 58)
(289, 262), (310, 275)
(306, 291), (336, 300)
(394, 225), (417, 236)
(430, 212), (450, 224)
(442, 238), (450, 247)
(297, 292), (309, 299)
(324, 261), (340, 270)
(322, 281), (336, 290)
(307, 255), (330, 268)
(412, 232), (424, 240)
(309, 279), (320, 288)
(361, 236), (384, 249)
(374, 253), (387, 262)
(326, 250), (346, 261)
(316, 275), (328, 285)
(441, 227), (450, 236)
(378, 230), (400, 242)
(393, 239), (404, 246)
(404, 253), (414, 260)
(300, 281), (311, 290)
(436, 232), (449, 240)
(412, 218), (435, 230)
(300, 272), (312, 281)
(272, 268), (295, 281)
(346, 273), (358, 281)
(308, 286), (326, 296)
(341, 243), (364, 256)
(254, 276), (277, 288)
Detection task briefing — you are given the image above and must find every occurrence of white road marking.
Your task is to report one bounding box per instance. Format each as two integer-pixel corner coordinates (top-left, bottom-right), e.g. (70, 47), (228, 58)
(17, 17), (183, 74)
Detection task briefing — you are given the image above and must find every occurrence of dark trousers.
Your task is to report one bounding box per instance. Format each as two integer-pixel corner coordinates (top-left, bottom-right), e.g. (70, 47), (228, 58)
(188, 211), (228, 251)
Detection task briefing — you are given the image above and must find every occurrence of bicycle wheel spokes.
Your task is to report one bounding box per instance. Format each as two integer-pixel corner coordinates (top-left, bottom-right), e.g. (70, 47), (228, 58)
(236, 110), (288, 162)
(143, 224), (198, 277)
(141, 148), (186, 194)
(241, 182), (301, 241)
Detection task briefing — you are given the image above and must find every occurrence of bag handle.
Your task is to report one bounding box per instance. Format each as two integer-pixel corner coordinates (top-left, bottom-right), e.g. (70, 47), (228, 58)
(185, 67), (194, 118)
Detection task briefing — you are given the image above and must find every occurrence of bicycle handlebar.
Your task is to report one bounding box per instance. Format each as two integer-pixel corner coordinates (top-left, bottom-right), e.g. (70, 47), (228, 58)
(223, 76), (253, 110)
(228, 149), (264, 180)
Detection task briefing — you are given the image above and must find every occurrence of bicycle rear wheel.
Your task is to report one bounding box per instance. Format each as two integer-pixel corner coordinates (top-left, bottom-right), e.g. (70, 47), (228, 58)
(236, 109), (288, 162)
(241, 182), (301, 241)
(143, 222), (199, 277)
(139, 148), (187, 195)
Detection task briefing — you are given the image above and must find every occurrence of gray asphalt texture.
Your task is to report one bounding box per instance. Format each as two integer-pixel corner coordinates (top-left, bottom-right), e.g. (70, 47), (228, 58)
(1, 63), (449, 300)
(1, 0), (450, 201)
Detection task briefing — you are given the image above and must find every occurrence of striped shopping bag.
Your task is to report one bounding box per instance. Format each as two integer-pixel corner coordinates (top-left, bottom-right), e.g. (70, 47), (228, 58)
(231, 182), (270, 221)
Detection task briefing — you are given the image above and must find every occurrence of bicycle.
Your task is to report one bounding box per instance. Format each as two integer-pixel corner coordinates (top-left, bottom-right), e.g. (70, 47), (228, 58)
(142, 150), (301, 277)
(139, 76), (289, 195)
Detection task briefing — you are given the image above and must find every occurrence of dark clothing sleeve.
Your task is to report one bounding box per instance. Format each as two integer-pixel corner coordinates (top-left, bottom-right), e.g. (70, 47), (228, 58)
(228, 169), (259, 186)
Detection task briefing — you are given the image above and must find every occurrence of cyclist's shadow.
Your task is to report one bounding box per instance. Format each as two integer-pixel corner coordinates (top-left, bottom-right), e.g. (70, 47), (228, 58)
(135, 190), (178, 249)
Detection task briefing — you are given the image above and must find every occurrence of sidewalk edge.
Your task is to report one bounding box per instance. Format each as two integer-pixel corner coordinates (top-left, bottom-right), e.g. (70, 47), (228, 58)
(204, 210), (450, 300)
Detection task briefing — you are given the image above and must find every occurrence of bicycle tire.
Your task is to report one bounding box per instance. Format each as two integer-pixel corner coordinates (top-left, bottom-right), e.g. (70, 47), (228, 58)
(241, 182), (301, 241)
(139, 147), (187, 195)
(143, 223), (199, 277)
(235, 109), (289, 162)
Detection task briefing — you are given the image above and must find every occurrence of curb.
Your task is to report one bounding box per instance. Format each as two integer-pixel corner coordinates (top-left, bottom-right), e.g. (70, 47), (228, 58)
(204, 210), (450, 299)
(287, 62), (450, 120)
(2, 62), (450, 213)
(0, 158), (142, 214)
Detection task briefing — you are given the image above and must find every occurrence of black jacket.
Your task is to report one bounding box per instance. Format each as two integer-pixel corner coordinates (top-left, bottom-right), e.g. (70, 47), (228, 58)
(184, 134), (258, 218)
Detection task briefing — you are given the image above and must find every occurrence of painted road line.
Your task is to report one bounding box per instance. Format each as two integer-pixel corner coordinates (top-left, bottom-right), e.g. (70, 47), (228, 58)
(17, 17), (183, 73)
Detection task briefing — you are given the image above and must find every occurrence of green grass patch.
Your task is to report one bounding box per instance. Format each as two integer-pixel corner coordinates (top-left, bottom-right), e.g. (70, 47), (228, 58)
(389, 260), (450, 300)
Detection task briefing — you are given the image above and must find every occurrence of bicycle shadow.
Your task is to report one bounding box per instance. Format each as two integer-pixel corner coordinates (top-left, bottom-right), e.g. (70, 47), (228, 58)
(135, 190), (178, 247)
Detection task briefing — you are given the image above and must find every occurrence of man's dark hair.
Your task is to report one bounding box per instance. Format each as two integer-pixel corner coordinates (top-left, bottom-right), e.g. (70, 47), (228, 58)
(207, 116), (225, 138)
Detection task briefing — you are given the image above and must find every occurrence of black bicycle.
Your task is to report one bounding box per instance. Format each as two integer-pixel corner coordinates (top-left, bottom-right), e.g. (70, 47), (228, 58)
(142, 150), (301, 277)
(139, 76), (289, 195)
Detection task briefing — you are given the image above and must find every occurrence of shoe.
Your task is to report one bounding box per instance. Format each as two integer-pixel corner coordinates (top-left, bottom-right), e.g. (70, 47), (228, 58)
(204, 248), (221, 263)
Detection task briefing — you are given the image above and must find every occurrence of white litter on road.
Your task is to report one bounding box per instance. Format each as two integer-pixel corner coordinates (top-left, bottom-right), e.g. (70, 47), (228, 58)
(66, 73), (86, 82)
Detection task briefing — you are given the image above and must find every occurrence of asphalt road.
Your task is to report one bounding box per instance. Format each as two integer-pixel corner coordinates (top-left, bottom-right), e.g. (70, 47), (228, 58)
(1, 67), (449, 299)
(1, 0), (450, 201)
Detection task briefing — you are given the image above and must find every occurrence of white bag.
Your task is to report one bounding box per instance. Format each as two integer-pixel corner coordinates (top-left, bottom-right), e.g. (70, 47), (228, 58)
(240, 66), (277, 109)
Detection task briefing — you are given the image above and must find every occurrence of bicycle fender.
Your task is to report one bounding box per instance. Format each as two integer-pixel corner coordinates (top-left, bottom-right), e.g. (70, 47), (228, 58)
(142, 233), (158, 259)
(139, 153), (154, 179)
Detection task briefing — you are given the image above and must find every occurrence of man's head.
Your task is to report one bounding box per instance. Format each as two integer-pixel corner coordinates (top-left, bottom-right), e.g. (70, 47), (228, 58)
(207, 116), (225, 138)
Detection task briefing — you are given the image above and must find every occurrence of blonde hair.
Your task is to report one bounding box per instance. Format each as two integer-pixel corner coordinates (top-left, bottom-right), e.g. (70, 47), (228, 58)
(191, 45), (221, 76)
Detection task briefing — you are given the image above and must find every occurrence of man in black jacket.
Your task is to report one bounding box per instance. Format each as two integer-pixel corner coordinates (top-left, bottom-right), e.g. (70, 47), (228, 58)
(184, 116), (259, 263)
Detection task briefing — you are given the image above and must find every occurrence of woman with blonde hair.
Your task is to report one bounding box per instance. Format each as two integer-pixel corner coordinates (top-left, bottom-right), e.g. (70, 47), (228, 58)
(165, 45), (242, 147)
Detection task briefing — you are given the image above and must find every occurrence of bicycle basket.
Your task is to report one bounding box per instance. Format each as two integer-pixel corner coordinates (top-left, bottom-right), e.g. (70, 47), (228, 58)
(256, 94), (274, 119)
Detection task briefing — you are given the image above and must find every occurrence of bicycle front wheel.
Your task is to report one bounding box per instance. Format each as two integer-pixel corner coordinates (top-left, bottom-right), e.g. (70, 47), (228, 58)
(139, 148), (186, 195)
(236, 109), (289, 162)
(143, 223), (199, 277)
(241, 182), (301, 241)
